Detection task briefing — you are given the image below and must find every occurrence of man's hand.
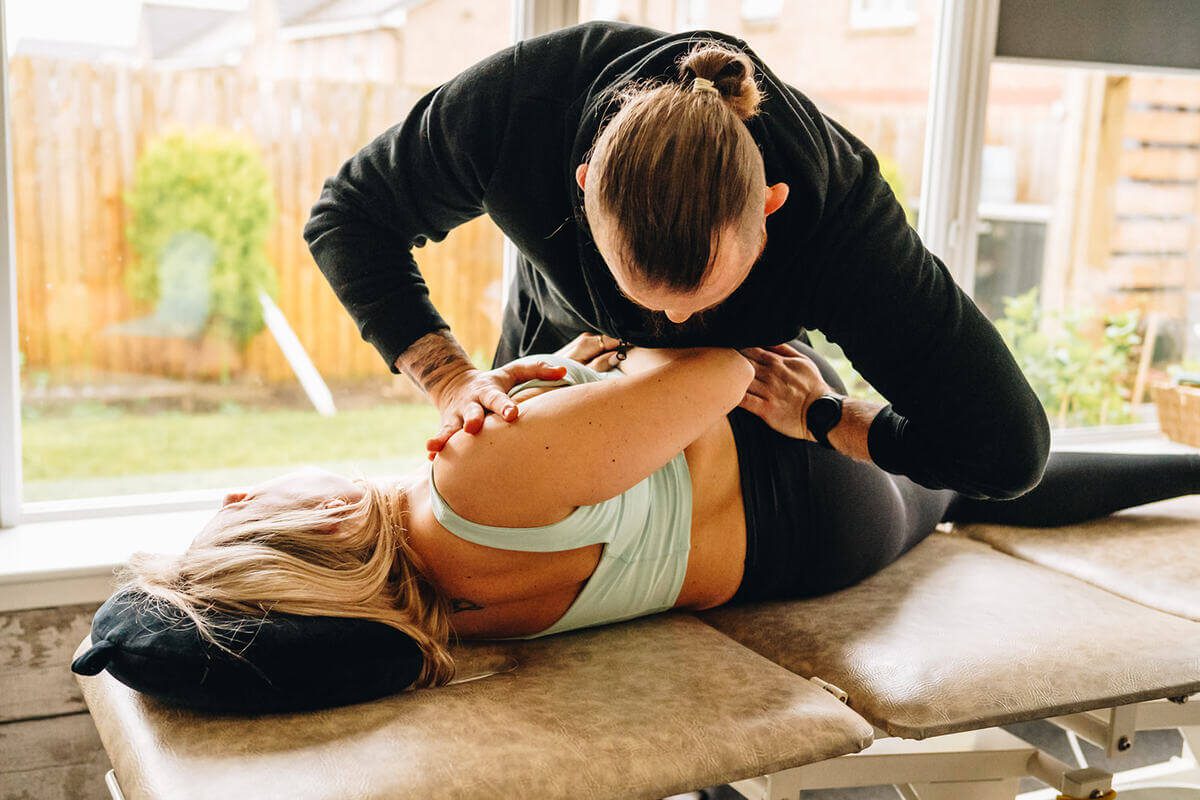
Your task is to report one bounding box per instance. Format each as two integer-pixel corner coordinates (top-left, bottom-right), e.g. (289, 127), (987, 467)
(737, 343), (836, 441)
(394, 330), (571, 459)
(554, 331), (624, 371)
(425, 360), (570, 458)
(738, 342), (881, 461)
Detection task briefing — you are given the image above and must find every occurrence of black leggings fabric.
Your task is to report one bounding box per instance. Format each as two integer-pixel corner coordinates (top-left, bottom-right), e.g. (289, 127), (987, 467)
(726, 342), (1200, 604)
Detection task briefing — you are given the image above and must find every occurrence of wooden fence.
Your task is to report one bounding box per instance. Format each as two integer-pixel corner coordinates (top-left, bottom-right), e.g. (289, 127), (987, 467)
(1034, 70), (1200, 357)
(1099, 75), (1200, 323)
(20, 55), (1185, 385)
(11, 56), (505, 383)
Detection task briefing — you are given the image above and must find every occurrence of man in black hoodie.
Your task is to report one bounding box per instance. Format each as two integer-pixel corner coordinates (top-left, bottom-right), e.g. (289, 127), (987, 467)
(303, 20), (1050, 500)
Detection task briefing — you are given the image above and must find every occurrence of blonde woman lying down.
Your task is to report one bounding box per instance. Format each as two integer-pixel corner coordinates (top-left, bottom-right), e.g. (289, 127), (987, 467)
(118, 333), (1200, 688)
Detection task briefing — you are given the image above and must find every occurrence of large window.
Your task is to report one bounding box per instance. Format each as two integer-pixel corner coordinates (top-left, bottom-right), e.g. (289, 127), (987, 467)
(575, 1), (1200, 434)
(5, 0), (1197, 523)
(7, 0), (514, 508)
(974, 63), (1200, 429)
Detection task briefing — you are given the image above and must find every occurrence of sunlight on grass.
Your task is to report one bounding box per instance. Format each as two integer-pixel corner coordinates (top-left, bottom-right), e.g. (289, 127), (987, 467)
(23, 404), (440, 481)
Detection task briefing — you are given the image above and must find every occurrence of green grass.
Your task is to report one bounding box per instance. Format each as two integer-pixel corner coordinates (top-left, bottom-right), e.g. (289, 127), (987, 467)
(23, 404), (440, 482)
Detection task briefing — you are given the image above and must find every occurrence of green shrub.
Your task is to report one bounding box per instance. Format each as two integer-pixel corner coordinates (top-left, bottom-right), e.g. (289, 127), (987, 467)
(995, 288), (1141, 428)
(125, 130), (277, 345)
(811, 287), (1142, 429)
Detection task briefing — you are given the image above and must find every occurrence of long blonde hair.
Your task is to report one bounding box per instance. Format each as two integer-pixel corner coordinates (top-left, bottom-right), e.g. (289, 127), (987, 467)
(115, 477), (455, 688)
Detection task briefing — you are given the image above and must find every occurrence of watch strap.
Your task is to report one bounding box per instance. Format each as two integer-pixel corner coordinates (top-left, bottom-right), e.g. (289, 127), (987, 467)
(807, 393), (844, 450)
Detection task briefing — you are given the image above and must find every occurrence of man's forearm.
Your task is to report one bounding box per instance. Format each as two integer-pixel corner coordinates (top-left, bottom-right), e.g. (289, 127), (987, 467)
(394, 329), (475, 401)
(825, 397), (883, 463)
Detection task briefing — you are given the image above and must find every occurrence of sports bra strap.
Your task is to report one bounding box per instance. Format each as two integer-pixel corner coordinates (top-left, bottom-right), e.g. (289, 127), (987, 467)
(428, 457), (619, 552)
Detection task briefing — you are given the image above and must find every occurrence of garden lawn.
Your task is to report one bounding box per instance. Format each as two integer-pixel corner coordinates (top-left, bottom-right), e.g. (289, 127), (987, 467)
(23, 404), (441, 481)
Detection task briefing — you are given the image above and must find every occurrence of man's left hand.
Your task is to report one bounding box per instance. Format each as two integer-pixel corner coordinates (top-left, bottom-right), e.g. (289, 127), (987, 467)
(737, 343), (836, 441)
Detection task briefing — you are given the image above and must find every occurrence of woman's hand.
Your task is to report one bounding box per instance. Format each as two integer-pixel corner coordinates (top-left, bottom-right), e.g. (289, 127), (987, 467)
(554, 331), (624, 371)
(425, 361), (570, 458)
(738, 343), (837, 441)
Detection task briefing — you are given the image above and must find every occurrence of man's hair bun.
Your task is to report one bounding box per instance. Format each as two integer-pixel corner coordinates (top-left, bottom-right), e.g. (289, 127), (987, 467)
(677, 42), (764, 121)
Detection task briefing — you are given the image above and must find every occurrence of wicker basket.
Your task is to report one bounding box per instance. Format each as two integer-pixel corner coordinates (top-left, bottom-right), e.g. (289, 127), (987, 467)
(1151, 382), (1200, 447)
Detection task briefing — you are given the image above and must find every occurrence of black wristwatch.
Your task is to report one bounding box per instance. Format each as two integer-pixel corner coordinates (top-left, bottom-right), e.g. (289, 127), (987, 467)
(805, 393), (845, 450)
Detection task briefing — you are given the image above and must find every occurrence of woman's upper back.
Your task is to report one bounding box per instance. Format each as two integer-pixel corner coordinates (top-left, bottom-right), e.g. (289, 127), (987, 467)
(415, 354), (695, 639)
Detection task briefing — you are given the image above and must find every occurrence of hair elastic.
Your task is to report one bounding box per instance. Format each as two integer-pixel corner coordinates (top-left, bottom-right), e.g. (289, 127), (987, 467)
(691, 76), (720, 96)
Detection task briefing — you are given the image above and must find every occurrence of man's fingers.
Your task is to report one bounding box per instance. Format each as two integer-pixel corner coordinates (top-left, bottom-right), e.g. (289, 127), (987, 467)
(585, 333), (617, 353)
(461, 401), (486, 434)
(425, 420), (460, 453)
(749, 377), (772, 396)
(766, 343), (801, 358)
(738, 347), (768, 364)
(510, 360), (568, 381)
(588, 351), (619, 372)
(483, 389), (519, 422)
(739, 392), (769, 416)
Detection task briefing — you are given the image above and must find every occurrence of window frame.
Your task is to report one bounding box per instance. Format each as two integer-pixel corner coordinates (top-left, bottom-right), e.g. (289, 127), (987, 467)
(0, 0), (20, 529)
(916, 0), (998, 294)
(0, 0), (544, 527)
(1, 0), (1174, 535)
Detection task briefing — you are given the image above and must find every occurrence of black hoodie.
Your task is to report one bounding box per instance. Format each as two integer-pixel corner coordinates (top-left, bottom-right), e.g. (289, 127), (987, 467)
(302, 20), (1050, 500)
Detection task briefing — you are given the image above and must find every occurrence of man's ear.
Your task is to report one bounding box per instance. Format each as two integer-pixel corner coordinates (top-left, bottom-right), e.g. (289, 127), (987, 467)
(576, 162), (588, 190)
(764, 182), (789, 217)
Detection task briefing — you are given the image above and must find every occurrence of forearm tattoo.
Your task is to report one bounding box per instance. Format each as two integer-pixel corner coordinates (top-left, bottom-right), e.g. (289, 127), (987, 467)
(396, 330), (473, 392)
(450, 598), (484, 613)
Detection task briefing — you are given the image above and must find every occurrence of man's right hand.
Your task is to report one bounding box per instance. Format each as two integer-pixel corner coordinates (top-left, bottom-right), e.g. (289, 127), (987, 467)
(425, 360), (569, 458)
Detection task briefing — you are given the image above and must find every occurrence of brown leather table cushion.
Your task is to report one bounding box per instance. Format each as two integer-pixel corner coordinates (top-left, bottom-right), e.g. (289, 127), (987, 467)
(75, 613), (874, 800)
(960, 495), (1200, 622)
(701, 534), (1200, 740)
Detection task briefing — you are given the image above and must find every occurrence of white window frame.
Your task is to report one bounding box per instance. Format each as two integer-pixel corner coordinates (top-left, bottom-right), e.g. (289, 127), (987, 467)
(0, 1), (567, 529)
(917, 0), (999, 293)
(0, 0), (20, 530)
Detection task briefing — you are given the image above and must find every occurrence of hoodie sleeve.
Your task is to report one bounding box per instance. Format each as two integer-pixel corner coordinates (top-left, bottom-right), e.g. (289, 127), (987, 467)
(798, 107), (1050, 500)
(302, 44), (516, 373)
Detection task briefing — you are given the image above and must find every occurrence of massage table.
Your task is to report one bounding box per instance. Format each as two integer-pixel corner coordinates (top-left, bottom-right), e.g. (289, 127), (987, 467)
(74, 498), (1200, 799)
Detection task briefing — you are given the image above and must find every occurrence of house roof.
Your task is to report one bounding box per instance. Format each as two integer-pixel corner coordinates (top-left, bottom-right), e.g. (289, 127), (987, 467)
(142, 4), (242, 58)
(8, 0), (421, 62)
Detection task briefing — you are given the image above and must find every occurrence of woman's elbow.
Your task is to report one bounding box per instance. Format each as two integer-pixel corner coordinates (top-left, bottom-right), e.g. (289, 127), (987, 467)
(725, 351), (756, 410)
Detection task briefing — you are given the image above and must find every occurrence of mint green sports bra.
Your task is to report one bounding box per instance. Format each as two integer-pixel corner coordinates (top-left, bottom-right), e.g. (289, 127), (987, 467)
(427, 352), (693, 640)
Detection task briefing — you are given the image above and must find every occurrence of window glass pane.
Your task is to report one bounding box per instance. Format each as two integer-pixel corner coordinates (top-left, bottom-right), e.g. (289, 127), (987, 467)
(575, 0), (938, 400)
(9, 0), (513, 502)
(976, 63), (1200, 429)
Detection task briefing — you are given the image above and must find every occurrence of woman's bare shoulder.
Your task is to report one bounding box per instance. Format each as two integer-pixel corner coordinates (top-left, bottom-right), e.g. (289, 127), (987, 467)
(432, 382), (579, 527)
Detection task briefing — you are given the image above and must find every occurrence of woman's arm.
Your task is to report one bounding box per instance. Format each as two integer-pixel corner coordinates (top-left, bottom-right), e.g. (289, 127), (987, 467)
(432, 348), (754, 519)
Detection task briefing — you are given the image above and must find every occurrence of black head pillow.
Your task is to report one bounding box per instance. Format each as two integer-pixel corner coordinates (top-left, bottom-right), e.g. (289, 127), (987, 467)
(71, 588), (426, 713)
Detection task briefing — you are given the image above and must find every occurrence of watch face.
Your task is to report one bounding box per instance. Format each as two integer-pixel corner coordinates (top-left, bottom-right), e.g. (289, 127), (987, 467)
(807, 395), (842, 435)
